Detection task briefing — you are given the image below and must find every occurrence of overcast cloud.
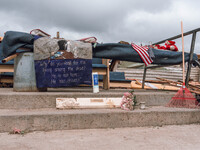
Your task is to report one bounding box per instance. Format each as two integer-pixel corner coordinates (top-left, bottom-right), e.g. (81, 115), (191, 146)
(0, 0), (200, 52)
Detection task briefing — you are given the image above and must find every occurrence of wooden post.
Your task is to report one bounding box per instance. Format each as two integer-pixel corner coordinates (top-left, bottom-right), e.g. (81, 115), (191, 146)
(57, 32), (60, 39)
(102, 59), (110, 90)
(181, 21), (185, 85)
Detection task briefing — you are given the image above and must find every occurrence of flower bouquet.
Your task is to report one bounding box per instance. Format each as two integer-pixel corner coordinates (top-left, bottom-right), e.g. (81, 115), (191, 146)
(120, 90), (137, 111)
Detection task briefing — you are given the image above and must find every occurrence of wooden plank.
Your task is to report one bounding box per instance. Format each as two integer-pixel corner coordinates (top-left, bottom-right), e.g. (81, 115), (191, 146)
(0, 37), (3, 42)
(144, 80), (168, 84)
(156, 77), (200, 93)
(0, 78), (13, 83)
(152, 83), (179, 91)
(135, 79), (142, 85)
(190, 90), (200, 94)
(185, 82), (200, 89)
(2, 53), (18, 63)
(156, 77), (182, 85)
(56, 97), (122, 109)
(131, 81), (151, 89)
(0, 65), (14, 72)
(99, 81), (131, 88)
(131, 80), (179, 91)
(189, 81), (200, 87)
(92, 68), (106, 75)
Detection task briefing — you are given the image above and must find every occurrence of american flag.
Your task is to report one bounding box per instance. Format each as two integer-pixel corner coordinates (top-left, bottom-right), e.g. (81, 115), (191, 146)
(131, 43), (153, 66)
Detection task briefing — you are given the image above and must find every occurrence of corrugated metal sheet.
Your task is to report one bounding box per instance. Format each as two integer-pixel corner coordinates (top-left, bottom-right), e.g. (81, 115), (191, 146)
(117, 65), (199, 82)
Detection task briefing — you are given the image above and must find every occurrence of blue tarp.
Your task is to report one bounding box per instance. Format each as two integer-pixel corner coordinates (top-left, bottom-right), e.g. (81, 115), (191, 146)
(93, 43), (198, 65)
(0, 31), (34, 59)
(0, 31), (198, 66)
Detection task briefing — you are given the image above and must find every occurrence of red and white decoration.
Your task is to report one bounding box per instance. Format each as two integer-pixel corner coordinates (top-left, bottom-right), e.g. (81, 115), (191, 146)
(153, 40), (178, 51)
(79, 37), (97, 43)
(131, 43), (153, 66)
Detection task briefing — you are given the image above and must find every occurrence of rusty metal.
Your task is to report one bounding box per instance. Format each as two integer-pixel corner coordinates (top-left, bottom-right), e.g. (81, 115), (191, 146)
(153, 28), (200, 45)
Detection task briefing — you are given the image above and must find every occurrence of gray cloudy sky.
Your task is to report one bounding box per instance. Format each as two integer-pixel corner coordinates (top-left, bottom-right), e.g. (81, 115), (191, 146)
(0, 0), (200, 52)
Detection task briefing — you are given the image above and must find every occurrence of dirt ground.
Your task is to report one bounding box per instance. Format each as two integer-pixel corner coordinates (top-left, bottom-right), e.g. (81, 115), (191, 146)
(0, 124), (199, 150)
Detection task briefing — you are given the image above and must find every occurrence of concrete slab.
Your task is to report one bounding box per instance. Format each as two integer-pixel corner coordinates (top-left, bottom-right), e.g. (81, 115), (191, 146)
(0, 88), (176, 109)
(1, 125), (200, 150)
(0, 106), (200, 133)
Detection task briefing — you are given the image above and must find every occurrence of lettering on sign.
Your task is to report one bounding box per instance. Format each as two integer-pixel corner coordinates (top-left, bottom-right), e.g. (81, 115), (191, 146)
(35, 59), (92, 88)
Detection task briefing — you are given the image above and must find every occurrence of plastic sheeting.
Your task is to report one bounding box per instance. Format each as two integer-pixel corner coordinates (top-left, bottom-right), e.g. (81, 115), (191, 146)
(0, 31), (34, 59)
(93, 43), (198, 65)
(0, 31), (198, 66)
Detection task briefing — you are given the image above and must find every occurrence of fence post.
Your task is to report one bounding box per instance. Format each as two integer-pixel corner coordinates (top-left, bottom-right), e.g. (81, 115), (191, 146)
(142, 65), (147, 89)
(185, 31), (197, 86)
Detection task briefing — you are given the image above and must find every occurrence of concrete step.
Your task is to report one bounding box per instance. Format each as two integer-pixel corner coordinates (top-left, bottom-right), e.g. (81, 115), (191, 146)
(0, 107), (200, 133)
(0, 88), (176, 109)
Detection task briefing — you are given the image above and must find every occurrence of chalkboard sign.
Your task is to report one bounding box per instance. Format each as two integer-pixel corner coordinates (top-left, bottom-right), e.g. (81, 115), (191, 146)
(34, 59), (92, 88)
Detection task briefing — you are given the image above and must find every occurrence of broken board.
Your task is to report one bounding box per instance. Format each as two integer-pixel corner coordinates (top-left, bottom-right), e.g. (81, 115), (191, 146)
(99, 81), (131, 88)
(56, 97), (122, 109)
(131, 80), (180, 91)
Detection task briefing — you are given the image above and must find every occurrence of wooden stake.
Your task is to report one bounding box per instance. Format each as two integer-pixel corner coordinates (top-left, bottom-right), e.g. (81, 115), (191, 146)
(181, 21), (185, 85)
(0, 37), (3, 42)
(57, 32), (60, 39)
(2, 53), (19, 63)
